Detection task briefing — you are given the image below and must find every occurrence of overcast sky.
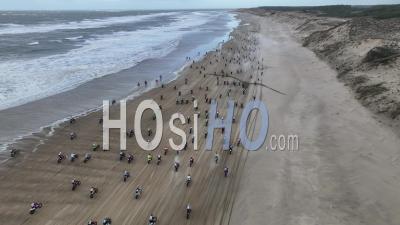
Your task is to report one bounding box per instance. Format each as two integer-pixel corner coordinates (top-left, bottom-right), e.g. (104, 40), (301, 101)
(0, 0), (398, 10)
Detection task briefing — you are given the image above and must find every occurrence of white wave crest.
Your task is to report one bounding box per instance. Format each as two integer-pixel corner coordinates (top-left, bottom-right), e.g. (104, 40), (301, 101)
(0, 12), (178, 35)
(0, 11), (221, 110)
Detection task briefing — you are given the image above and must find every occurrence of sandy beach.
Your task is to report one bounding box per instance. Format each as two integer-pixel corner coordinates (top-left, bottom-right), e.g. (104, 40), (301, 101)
(1, 10), (400, 225)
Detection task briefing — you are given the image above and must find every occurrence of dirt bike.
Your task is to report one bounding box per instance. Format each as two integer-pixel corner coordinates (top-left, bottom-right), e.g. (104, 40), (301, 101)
(127, 155), (134, 164)
(90, 188), (98, 198)
(123, 173), (130, 182)
(119, 152), (126, 161)
(148, 216), (157, 225)
(72, 180), (81, 191)
(88, 220), (98, 225)
(83, 154), (91, 163)
(10, 149), (18, 157)
(29, 202), (42, 214)
(57, 155), (65, 163)
(156, 157), (161, 165)
(102, 217), (112, 225)
(92, 144), (100, 151)
(174, 163), (180, 172)
(189, 158), (194, 167)
(127, 130), (134, 138)
(135, 189), (142, 199)
(70, 132), (76, 140)
(70, 154), (78, 162)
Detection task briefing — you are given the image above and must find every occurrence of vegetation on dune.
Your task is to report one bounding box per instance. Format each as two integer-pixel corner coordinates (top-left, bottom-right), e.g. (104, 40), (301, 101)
(356, 83), (388, 100)
(363, 46), (400, 65)
(258, 4), (400, 19)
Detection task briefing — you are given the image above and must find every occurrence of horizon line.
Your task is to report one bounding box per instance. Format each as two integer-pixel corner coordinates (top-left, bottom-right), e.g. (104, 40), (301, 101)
(0, 3), (398, 11)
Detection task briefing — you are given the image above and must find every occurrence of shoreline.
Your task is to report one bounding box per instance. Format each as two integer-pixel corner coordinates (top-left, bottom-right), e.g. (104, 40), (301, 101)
(0, 12), (238, 154)
(0, 38), (227, 158)
(1, 37), (227, 156)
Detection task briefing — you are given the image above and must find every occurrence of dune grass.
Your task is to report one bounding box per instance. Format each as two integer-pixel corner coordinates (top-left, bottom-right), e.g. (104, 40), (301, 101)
(258, 4), (400, 19)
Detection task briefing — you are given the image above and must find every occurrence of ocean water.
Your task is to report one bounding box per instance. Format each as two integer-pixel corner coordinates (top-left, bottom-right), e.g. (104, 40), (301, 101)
(0, 10), (237, 110)
(0, 10), (239, 151)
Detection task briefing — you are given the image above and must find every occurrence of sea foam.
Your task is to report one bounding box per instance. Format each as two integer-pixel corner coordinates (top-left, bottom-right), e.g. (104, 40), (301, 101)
(0, 11), (221, 110)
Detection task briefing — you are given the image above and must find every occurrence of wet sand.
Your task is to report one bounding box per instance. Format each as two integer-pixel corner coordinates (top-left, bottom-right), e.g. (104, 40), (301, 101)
(2, 11), (400, 225)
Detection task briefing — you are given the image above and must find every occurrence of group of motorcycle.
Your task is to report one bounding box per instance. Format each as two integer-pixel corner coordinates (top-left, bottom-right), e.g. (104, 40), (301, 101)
(119, 151), (134, 164)
(87, 217), (111, 225)
(145, 206), (190, 225)
(48, 135), (231, 223)
(57, 152), (92, 164)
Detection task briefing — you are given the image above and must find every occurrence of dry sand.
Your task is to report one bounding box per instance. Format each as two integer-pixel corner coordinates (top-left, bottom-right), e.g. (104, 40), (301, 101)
(255, 9), (400, 134)
(231, 12), (400, 225)
(1, 11), (400, 225)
